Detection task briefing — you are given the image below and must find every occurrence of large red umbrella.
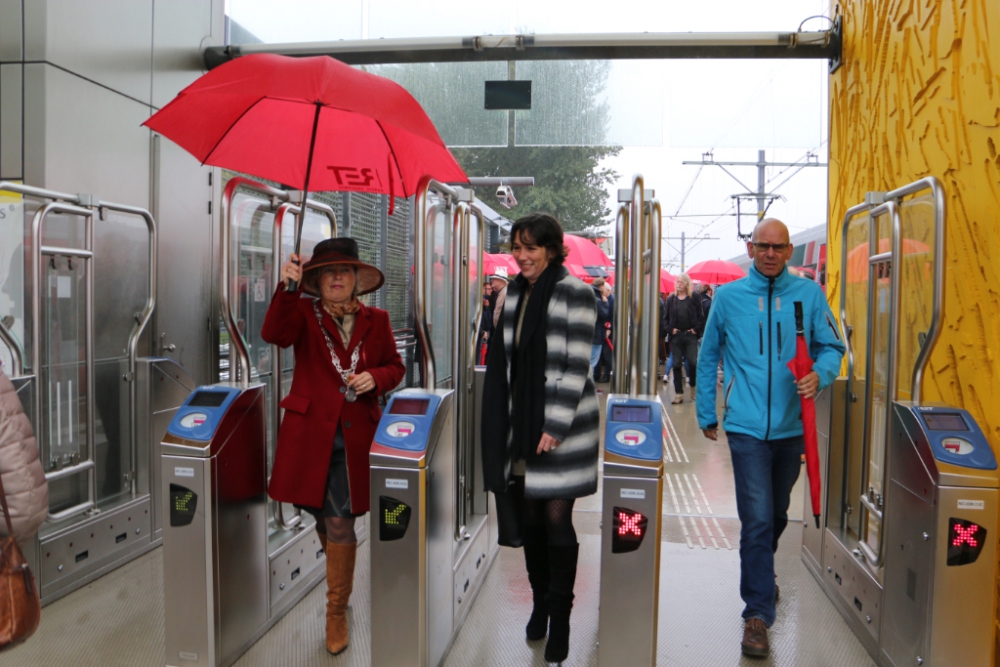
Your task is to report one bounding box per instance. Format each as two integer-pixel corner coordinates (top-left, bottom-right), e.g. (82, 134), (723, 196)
(143, 53), (467, 285)
(786, 301), (821, 527)
(687, 259), (745, 285)
(660, 269), (677, 294)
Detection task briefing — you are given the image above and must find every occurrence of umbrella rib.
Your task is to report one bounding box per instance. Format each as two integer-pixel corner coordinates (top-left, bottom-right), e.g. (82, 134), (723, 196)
(374, 120), (407, 200)
(200, 95), (270, 168)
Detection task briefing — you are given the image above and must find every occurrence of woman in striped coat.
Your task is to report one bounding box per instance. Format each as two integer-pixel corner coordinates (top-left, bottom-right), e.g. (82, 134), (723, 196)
(481, 213), (599, 663)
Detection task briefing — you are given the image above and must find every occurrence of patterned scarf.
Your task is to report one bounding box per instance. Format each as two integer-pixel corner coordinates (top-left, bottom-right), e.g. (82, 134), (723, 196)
(321, 298), (360, 319)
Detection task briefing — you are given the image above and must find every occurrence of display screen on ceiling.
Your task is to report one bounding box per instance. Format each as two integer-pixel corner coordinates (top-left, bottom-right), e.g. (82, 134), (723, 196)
(389, 399), (430, 416)
(924, 413), (969, 432)
(611, 406), (652, 423)
(484, 80), (532, 110)
(188, 391), (228, 408)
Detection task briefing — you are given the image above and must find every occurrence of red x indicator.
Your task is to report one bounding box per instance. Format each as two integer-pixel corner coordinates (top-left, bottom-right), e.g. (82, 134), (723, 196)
(948, 518), (986, 566)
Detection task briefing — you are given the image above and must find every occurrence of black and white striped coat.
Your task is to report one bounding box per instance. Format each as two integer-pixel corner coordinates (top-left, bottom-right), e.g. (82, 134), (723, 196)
(500, 271), (600, 499)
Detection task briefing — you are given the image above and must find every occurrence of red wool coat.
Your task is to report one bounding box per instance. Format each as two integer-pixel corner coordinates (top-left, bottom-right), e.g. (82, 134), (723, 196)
(261, 287), (405, 514)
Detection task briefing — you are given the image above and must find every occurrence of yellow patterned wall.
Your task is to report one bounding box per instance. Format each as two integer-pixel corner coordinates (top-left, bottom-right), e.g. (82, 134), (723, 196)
(828, 0), (1000, 654)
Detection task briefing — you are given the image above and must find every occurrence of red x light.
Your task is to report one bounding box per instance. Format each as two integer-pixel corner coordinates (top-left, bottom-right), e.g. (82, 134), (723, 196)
(611, 507), (648, 554)
(947, 518), (987, 566)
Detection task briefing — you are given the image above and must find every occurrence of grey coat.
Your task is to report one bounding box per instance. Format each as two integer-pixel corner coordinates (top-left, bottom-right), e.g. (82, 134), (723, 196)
(499, 271), (600, 498)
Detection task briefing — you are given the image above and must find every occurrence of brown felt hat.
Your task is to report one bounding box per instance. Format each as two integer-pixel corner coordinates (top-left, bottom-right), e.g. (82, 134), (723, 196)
(300, 237), (384, 297)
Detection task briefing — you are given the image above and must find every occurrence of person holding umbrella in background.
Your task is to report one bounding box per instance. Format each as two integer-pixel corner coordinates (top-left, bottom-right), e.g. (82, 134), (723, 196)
(696, 219), (844, 658)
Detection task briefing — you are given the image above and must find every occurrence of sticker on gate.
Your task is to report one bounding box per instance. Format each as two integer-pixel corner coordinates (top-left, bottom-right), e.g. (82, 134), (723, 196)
(615, 429), (646, 446)
(386, 421), (416, 438)
(958, 499), (985, 510)
(942, 437), (974, 455)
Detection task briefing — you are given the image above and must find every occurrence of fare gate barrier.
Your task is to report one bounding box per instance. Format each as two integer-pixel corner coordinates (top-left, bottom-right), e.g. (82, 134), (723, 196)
(599, 174), (664, 667)
(598, 395), (664, 667)
(369, 389), (469, 667)
(161, 383), (326, 667)
(369, 177), (496, 667)
(806, 176), (1000, 666)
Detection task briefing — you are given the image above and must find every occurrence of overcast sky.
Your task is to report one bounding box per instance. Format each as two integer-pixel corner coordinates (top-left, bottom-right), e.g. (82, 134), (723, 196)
(226, 0), (832, 270)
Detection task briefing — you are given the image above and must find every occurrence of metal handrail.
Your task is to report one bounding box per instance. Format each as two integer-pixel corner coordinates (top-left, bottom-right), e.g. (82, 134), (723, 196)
(857, 199), (901, 569)
(221, 177), (288, 387)
(883, 177), (945, 407)
(644, 199), (662, 396)
(31, 202), (98, 521)
(628, 175), (645, 397)
(414, 177), (460, 390)
(452, 201), (469, 541)
(0, 320), (25, 378)
(612, 203), (630, 394)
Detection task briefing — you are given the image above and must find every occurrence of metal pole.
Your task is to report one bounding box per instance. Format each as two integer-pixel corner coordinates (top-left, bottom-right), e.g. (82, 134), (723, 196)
(628, 175), (645, 397)
(680, 231), (685, 272)
(757, 149), (766, 220)
(645, 200), (662, 396)
(613, 204), (630, 394)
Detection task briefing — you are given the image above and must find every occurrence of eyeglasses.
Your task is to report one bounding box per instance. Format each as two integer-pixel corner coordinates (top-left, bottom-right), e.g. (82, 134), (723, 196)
(751, 243), (790, 253)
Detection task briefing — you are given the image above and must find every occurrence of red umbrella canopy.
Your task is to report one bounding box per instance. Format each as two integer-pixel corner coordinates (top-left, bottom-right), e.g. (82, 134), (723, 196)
(660, 269), (677, 294)
(687, 259), (746, 285)
(143, 54), (467, 198)
(483, 253), (519, 279)
(563, 234), (613, 268)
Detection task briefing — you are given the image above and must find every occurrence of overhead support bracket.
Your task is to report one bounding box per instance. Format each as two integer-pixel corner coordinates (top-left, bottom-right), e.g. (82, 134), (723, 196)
(205, 20), (843, 69)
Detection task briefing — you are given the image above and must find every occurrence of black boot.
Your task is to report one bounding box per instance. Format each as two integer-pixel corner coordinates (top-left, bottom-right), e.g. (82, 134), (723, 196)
(523, 525), (550, 640)
(544, 543), (579, 663)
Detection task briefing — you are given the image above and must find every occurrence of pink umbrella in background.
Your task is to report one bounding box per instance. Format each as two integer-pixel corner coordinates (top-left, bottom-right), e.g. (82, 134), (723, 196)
(687, 259), (745, 285)
(563, 234), (613, 283)
(483, 253), (519, 279)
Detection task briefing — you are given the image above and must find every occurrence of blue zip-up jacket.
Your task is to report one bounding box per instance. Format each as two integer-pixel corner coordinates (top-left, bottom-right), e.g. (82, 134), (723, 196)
(696, 265), (846, 440)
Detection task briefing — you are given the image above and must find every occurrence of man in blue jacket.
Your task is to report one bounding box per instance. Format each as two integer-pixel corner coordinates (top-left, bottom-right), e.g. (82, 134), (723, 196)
(697, 219), (845, 658)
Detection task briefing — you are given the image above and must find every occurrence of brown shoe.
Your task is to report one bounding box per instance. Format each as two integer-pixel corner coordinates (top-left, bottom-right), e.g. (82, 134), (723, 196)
(742, 618), (769, 657)
(671, 396), (683, 404)
(325, 541), (357, 655)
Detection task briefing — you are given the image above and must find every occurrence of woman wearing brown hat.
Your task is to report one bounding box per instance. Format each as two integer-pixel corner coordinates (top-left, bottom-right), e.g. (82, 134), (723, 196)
(262, 238), (404, 656)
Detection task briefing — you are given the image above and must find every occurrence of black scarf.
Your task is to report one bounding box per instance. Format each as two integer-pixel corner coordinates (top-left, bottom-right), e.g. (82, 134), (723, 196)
(509, 264), (562, 461)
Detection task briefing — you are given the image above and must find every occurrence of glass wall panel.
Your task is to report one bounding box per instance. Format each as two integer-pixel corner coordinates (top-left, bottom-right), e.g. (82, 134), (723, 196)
(0, 189), (26, 375)
(516, 60), (663, 147)
(368, 62), (509, 147)
(426, 202), (453, 386)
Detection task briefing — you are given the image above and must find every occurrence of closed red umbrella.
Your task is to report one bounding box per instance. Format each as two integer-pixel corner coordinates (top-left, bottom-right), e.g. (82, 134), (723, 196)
(687, 259), (745, 285)
(786, 301), (821, 527)
(143, 53), (467, 284)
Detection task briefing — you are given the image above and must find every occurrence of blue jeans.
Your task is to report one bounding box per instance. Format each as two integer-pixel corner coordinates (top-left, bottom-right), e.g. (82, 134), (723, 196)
(726, 431), (803, 627)
(590, 344), (602, 374)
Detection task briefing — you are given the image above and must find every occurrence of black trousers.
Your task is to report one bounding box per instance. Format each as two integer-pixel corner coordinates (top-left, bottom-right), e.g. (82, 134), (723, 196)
(671, 331), (699, 394)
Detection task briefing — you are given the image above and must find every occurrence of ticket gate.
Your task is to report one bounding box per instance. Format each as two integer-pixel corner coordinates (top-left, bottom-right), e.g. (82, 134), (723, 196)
(161, 383), (325, 667)
(598, 395), (664, 667)
(367, 178), (497, 667)
(806, 177), (1000, 666)
(596, 175), (664, 667)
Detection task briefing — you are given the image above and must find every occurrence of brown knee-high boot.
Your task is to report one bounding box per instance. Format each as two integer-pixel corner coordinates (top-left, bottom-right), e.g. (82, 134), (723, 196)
(315, 520), (328, 552)
(325, 541), (357, 655)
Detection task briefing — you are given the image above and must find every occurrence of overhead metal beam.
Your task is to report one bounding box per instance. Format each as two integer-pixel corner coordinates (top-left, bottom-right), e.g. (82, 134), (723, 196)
(205, 17), (842, 71)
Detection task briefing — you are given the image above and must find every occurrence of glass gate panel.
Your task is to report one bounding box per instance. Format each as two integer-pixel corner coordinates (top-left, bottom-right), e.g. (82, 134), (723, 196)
(93, 210), (150, 508)
(896, 194), (936, 399)
(426, 201), (453, 387)
(862, 211), (895, 556)
(40, 251), (89, 521)
(0, 189), (29, 375)
(842, 212), (870, 539)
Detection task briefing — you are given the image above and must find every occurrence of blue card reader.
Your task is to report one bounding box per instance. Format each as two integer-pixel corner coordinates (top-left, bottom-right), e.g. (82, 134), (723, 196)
(167, 386), (242, 442)
(605, 396), (663, 461)
(374, 391), (444, 452)
(912, 405), (997, 470)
